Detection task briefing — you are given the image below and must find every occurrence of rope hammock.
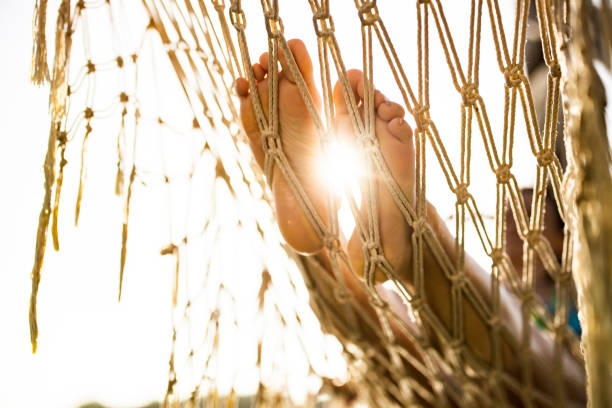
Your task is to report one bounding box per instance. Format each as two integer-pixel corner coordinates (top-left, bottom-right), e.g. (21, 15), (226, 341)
(28, 0), (612, 406)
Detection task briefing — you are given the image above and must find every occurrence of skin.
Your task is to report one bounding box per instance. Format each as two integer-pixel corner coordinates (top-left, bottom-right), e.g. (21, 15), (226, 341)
(236, 39), (585, 406)
(505, 188), (568, 306)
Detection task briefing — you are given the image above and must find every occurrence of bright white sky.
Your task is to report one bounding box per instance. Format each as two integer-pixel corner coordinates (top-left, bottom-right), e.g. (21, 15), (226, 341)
(2, 1), (611, 408)
(0, 2), (172, 407)
(0, 2), (338, 407)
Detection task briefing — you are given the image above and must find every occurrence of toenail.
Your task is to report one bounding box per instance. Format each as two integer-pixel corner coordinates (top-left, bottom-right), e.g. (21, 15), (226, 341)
(390, 117), (402, 126)
(388, 118), (405, 141)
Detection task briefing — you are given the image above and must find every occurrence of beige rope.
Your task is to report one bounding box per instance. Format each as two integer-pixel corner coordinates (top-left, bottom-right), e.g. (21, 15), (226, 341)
(29, 0), (601, 406)
(221, 0), (583, 405)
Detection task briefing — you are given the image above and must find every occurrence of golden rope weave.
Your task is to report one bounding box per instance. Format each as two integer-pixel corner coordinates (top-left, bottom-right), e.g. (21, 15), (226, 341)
(29, 0), (612, 406)
(223, 0), (581, 405)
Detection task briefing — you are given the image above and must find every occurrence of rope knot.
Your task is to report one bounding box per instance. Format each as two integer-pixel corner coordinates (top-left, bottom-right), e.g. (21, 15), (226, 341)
(503, 65), (523, 88)
(448, 338), (464, 352)
(361, 135), (379, 153)
(487, 315), (501, 329)
(160, 243), (178, 256)
(369, 293), (388, 309)
(520, 290), (534, 306)
(453, 183), (471, 205)
(262, 129), (282, 153)
(536, 149), (554, 166)
(413, 105), (431, 130)
(525, 230), (541, 248)
(358, 1), (379, 26)
(495, 164), (512, 184)
(211, 0), (225, 12)
(410, 296), (425, 313)
(487, 370), (502, 388)
(363, 241), (384, 264)
(549, 62), (561, 78)
(460, 83), (479, 107)
(264, 12), (284, 39)
(558, 270), (572, 284)
(56, 130), (68, 145)
(490, 248), (504, 266)
(86, 60), (96, 74)
(229, 5), (246, 30)
(212, 59), (223, 74)
(313, 10), (335, 37)
(323, 235), (341, 253)
(450, 273), (466, 289)
(412, 217), (428, 237)
(334, 288), (351, 303)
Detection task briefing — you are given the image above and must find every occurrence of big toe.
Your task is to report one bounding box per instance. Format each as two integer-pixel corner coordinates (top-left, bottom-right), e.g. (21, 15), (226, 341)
(332, 69), (364, 116)
(346, 111), (415, 282)
(279, 39), (314, 85)
(333, 69), (386, 116)
(375, 97), (414, 189)
(387, 117), (412, 143)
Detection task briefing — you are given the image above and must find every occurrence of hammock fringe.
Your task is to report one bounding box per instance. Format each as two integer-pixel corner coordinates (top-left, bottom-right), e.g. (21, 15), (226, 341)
(31, 0), (50, 86)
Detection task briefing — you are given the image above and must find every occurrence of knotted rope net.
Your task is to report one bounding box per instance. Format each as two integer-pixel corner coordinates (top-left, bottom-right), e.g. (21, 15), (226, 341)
(28, 0), (612, 406)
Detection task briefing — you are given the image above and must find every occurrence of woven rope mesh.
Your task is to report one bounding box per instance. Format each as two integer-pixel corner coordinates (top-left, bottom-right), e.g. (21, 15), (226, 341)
(28, 0), (612, 406)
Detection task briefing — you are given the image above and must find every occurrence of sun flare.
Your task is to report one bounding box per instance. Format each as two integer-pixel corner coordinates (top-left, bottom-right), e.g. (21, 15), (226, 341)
(317, 139), (363, 237)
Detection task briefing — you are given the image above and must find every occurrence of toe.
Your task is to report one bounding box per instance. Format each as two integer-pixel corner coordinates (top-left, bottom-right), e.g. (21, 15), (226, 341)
(387, 117), (412, 143)
(332, 79), (350, 115)
(333, 70), (384, 114)
(377, 101), (405, 121)
(253, 63), (265, 81)
(259, 52), (273, 72)
(374, 90), (386, 108)
(236, 77), (249, 97)
(278, 39), (314, 85)
(238, 74), (270, 166)
(375, 114), (415, 202)
(333, 69), (364, 115)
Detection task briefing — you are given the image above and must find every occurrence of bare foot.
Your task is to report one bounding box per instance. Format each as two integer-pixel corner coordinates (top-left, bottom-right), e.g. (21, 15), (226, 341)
(333, 70), (416, 282)
(237, 41), (416, 283)
(237, 39), (325, 254)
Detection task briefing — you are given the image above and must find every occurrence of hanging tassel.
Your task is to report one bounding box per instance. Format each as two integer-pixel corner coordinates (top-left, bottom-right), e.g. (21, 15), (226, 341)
(49, 0), (71, 119)
(29, 124), (58, 354)
(114, 163), (124, 195)
(115, 109), (127, 195)
(257, 269), (271, 310)
(31, 0), (50, 85)
(118, 166), (136, 301)
(51, 135), (67, 251)
(74, 121), (92, 227)
(29, 0), (71, 354)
